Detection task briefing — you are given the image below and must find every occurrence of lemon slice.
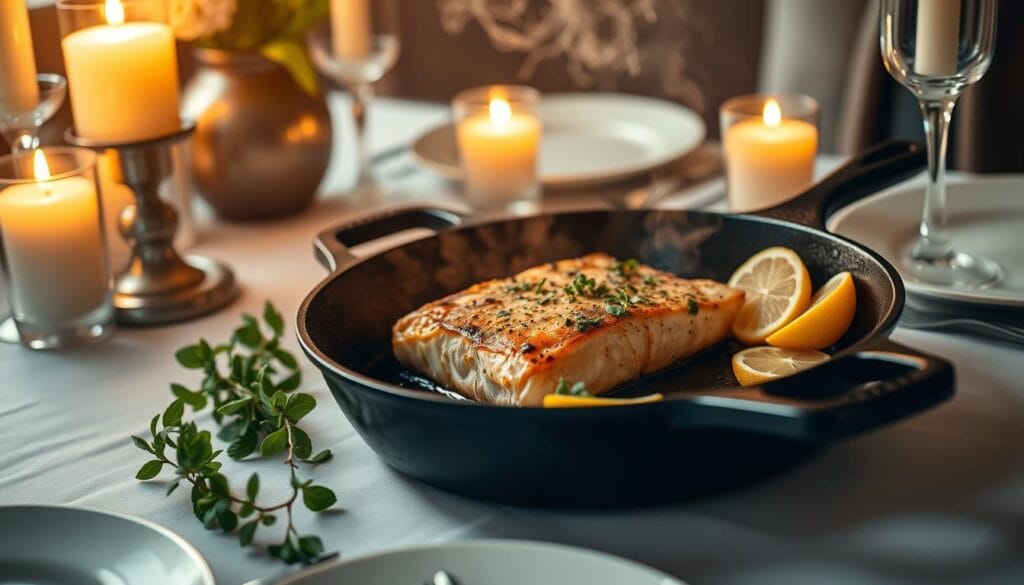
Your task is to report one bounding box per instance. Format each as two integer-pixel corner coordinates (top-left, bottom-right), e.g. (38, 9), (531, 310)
(542, 393), (664, 408)
(766, 271), (857, 350)
(728, 247), (812, 345)
(732, 346), (830, 387)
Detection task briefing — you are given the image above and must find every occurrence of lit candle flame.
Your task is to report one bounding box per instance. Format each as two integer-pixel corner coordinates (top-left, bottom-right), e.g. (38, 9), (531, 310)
(33, 149), (51, 181)
(489, 97), (512, 127)
(763, 99), (782, 128)
(105, 0), (125, 26)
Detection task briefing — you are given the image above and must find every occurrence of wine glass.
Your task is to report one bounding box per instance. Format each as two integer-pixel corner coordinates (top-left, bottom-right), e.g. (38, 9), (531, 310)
(308, 0), (401, 199)
(1, 74), (67, 157)
(0, 73), (68, 344)
(880, 0), (1000, 288)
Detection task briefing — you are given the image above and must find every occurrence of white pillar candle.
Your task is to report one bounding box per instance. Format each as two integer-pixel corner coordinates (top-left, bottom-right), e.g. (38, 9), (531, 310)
(0, 151), (108, 324)
(0, 0), (39, 112)
(915, 0), (962, 76)
(724, 99), (818, 212)
(330, 0), (373, 60)
(456, 97), (541, 204)
(61, 0), (180, 142)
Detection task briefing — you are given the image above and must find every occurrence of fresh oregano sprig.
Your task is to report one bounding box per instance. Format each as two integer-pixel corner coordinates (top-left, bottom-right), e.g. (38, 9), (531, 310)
(131, 301), (337, 565)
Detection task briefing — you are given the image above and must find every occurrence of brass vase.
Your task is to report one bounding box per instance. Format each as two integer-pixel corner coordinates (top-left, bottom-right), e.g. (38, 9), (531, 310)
(182, 49), (333, 221)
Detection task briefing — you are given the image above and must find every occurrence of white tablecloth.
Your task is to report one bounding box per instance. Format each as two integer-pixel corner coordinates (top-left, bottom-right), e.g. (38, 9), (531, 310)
(3, 94), (1023, 585)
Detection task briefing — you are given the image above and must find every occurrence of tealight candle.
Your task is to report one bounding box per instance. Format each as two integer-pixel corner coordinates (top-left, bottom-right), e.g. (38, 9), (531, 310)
(0, 0), (39, 112)
(721, 94), (819, 212)
(453, 85), (541, 208)
(0, 148), (113, 348)
(59, 0), (180, 142)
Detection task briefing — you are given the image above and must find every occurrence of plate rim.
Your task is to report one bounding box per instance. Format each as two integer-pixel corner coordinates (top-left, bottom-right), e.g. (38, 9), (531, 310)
(411, 92), (706, 189)
(0, 504), (216, 585)
(827, 174), (1024, 307)
(276, 538), (685, 584)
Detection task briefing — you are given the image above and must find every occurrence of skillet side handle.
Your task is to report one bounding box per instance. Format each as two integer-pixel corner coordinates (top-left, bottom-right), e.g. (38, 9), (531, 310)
(755, 140), (926, 229)
(314, 206), (466, 272)
(680, 339), (954, 442)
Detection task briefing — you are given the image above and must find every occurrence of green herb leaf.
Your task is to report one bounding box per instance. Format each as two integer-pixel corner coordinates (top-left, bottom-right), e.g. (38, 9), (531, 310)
(131, 435), (154, 454)
(301, 485), (337, 512)
(269, 539), (301, 564)
(555, 378), (591, 397)
(207, 473), (230, 497)
(688, 298), (699, 315)
(162, 399), (185, 427)
(135, 460), (164, 480)
(175, 345), (205, 369)
(305, 449), (333, 464)
(284, 393), (316, 422)
(239, 520), (259, 547)
(298, 535), (325, 558)
(277, 371), (302, 392)
(217, 397), (253, 416)
(260, 427), (289, 457)
(246, 473), (260, 500)
(291, 426), (313, 460)
(263, 301), (285, 337)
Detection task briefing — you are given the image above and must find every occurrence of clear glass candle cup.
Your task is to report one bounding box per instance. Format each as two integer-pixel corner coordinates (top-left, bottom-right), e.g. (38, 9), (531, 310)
(720, 94), (819, 212)
(0, 147), (114, 349)
(452, 85), (542, 212)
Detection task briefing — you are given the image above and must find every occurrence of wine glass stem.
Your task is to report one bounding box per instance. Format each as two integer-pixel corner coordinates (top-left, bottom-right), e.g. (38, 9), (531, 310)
(351, 82), (374, 187)
(913, 97), (957, 262)
(5, 129), (39, 154)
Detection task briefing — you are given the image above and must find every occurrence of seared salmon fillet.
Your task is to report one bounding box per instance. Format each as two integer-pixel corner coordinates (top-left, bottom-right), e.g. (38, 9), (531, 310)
(392, 253), (744, 406)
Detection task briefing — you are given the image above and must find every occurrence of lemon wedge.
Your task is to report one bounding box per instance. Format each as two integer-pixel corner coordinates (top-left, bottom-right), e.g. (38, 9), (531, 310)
(542, 393), (664, 408)
(766, 271), (857, 350)
(728, 247), (812, 345)
(731, 346), (829, 387)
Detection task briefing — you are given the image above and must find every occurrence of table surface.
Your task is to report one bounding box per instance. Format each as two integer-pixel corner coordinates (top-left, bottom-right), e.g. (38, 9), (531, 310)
(3, 93), (1024, 585)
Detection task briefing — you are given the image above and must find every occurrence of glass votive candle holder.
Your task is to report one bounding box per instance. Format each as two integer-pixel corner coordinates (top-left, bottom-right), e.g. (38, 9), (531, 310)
(0, 147), (114, 349)
(720, 94), (819, 212)
(452, 85), (542, 211)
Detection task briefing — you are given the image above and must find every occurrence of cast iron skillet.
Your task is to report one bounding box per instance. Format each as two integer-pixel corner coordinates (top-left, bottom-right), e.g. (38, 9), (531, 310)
(297, 141), (954, 508)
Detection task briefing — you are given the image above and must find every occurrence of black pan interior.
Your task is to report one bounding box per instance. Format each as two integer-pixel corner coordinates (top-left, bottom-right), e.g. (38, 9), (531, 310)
(304, 209), (899, 397)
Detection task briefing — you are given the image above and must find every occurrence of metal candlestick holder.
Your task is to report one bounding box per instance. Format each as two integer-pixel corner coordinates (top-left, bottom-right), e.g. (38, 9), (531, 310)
(67, 122), (238, 325)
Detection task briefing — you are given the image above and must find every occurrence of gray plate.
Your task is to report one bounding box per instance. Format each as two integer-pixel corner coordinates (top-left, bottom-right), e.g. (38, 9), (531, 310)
(276, 540), (685, 585)
(412, 93), (705, 189)
(0, 505), (214, 585)
(828, 176), (1024, 307)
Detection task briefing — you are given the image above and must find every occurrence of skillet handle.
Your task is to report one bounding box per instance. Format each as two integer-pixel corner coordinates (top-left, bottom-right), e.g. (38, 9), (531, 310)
(755, 140), (926, 229)
(314, 206), (466, 272)
(678, 338), (954, 442)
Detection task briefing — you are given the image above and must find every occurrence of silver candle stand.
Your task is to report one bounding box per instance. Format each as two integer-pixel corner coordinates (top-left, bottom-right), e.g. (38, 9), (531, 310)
(67, 122), (238, 325)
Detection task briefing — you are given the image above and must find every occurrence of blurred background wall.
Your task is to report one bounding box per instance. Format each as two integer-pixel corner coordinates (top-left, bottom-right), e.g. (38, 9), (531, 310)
(18, 0), (1024, 170)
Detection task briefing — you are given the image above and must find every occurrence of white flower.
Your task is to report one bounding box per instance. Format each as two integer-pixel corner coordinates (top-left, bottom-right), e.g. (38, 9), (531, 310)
(170, 0), (238, 41)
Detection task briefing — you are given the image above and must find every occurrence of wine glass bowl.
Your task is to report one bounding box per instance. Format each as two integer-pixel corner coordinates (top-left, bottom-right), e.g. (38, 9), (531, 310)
(0, 74), (68, 154)
(880, 0), (1001, 289)
(308, 0), (401, 196)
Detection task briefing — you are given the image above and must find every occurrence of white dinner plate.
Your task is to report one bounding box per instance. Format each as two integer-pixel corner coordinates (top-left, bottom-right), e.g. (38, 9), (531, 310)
(277, 539), (685, 585)
(828, 176), (1024, 307)
(412, 93), (706, 189)
(0, 505), (215, 585)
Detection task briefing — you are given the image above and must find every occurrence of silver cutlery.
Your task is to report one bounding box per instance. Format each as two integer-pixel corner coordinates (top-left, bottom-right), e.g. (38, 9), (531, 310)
(900, 297), (1024, 345)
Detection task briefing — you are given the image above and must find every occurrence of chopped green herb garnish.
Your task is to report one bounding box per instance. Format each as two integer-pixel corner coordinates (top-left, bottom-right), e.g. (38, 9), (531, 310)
(555, 378), (591, 397)
(497, 309), (511, 317)
(611, 258), (640, 278)
(534, 278), (547, 294)
(537, 294), (555, 306)
(643, 275), (659, 286)
(688, 298), (699, 315)
(605, 301), (628, 317)
(575, 317), (603, 332)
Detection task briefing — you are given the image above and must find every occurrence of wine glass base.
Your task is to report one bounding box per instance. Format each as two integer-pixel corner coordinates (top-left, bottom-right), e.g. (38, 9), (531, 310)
(0, 316), (18, 344)
(903, 250), (1004, 290)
